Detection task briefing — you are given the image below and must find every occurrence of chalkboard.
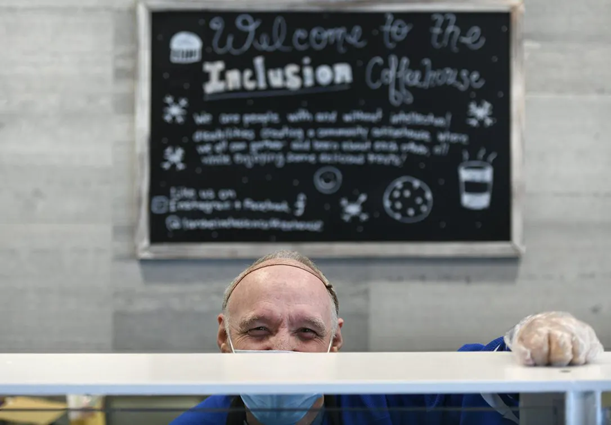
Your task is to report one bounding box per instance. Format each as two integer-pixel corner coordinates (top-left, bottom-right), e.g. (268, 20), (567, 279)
(135, 1), (525, 259)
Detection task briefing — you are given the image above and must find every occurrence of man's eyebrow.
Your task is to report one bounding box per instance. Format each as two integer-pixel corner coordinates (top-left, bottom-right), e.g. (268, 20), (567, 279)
(237, 316), (267, 330)
(296, 318), (327, 333)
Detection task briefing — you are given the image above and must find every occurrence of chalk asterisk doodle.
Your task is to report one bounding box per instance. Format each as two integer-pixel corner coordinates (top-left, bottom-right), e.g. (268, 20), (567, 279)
(163, 95), (188, 124)
(340, 193), (369, 223)
(466, 100), (496, 128)
(161, 146), (186, 171)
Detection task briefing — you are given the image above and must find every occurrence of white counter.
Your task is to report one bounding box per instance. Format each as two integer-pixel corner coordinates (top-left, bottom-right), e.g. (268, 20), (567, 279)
(0, 352), (610, 396)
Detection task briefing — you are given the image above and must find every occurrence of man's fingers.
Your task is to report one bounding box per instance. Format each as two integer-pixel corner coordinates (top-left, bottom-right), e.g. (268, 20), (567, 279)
(569, 335), (587, 366)
(585, 326), (604, 363)
(548, 330), (573, 367)
(509, 313), (603, 367)
(513, 344), (535, 366)
(519, 327), (550, 366)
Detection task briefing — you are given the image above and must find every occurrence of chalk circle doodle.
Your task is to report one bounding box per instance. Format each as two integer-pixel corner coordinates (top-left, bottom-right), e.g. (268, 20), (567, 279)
(163, 95), (188, 124)
(383, 176), (433, 223)
(466, 100), (496, 128)
(165, 215), (182, 231)
(313, 166), (343, 194)
(169, 32), (202, 64)
(340, 193), (369, 223)
(151, 196), (169, 215)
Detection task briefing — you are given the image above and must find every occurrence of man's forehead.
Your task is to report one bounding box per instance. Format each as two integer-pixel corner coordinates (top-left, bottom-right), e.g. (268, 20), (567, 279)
(240, 259), (323, 284)
(227, 262), (331, 311)
(235, 263), (326, 294)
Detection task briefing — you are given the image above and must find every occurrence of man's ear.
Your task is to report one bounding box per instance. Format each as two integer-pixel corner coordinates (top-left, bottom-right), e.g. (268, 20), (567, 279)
(217, 313), (231, 353)
(330, 318), (344, 352)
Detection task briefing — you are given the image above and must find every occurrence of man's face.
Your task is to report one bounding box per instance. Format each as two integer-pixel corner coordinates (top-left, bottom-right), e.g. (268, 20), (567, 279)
(217, 263), (343, 353)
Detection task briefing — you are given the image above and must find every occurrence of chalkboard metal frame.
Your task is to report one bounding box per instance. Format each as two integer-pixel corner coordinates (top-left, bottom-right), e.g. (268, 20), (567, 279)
(135, 0), (525, 260)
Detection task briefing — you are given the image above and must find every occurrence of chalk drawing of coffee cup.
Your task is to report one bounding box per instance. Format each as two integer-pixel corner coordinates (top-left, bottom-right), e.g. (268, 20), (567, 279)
(458, 161), (494, 210)
(169, 32), (202, 64)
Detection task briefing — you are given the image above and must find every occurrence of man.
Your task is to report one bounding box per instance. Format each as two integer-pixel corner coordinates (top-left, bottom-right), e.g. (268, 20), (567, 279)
(171, 250), (603, 425)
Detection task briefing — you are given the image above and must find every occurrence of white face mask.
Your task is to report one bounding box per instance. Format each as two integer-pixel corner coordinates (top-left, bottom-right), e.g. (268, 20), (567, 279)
(227, 333), (333, 425)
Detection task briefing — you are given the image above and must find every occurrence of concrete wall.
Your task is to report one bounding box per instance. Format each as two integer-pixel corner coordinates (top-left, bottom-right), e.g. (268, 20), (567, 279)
(1, 0), (610, 354)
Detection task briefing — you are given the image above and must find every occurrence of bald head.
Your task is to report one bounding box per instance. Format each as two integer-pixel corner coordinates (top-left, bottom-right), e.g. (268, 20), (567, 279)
(222, 250), (339, 316)
(217, 251), (343, 353)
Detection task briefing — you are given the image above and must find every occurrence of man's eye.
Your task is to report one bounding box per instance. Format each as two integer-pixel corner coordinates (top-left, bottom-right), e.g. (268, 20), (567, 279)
(248, 327), (268, 334)
(299, 328), (316, 334)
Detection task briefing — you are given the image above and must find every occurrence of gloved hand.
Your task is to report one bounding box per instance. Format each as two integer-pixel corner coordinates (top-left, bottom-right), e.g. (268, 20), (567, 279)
(504, 312), (604, 366)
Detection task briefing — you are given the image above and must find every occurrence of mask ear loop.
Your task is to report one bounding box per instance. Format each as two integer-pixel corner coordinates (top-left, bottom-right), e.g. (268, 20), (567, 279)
(327, 331), (334, 353)
(227, 328), (236, 353)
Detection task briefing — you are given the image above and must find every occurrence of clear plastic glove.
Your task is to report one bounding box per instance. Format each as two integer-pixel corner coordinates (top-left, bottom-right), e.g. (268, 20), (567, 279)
(504, 312), (604, 366)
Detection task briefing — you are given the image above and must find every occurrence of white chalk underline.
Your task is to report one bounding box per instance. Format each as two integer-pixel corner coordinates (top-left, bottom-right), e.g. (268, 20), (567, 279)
(203, 84), (351, 101)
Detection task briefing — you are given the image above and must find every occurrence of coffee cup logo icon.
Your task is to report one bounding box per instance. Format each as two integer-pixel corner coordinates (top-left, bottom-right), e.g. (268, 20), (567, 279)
(458, 150), (497, 210)
(459, 161), (493, 210)
(169, 32), (202, 64)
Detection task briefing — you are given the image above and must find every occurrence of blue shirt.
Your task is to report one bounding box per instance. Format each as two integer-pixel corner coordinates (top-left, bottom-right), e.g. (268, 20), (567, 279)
(170, 337), (519, 425)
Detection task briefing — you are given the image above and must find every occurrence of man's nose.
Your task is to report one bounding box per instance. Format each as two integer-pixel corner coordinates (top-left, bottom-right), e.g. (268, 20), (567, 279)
(267, 331), (296, 351)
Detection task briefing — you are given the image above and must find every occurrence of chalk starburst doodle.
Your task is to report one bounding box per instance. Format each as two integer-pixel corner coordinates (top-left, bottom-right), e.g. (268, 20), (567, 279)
(163, 95), (188, 124)
(340, 193), (369, 223)
(161, 146), (186, 171)
(466, 100), (496, 128)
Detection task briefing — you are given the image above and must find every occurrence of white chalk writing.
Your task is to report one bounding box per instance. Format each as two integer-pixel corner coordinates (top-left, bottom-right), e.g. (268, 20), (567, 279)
(366, 55), (485, 106)
(390, 111), (452, 128)
(430, 14), (486, 52)
(203, 56), (353, 99)
(193, 112), (213, 125)
(188, 108), (470, 172)
(244, 112), (281, 126)
(371, 126), (431, 142)
(233, 152), (286, 168)
(437, 131), (469, 145)
(380, 13), (413, 49)
(177, 217), (324, 232)
(260, 126), (304, 139)
(165, 187), (308, 217)
(193, 128), (255, 142)
(209, 14), (367, 55)
(343, 109), (384, 123)
(317, 126), (370, 139)
(287, 109), (314, 123)
(184, 11), (494, 106)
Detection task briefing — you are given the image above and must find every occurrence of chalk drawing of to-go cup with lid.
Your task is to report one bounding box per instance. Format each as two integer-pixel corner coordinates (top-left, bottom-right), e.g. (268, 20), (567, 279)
(458, 149), (497, 210)
(169, 31), (203, 64)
